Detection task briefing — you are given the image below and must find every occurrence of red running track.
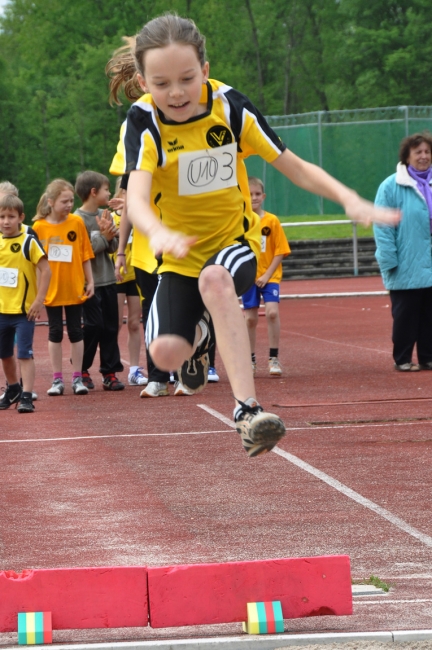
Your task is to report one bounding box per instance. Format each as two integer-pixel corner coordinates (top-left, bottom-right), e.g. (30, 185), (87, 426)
(1, 277), (432, 644)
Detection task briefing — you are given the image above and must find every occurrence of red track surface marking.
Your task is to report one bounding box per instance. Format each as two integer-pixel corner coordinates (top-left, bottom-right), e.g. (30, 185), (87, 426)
(1, 278), (432, 642)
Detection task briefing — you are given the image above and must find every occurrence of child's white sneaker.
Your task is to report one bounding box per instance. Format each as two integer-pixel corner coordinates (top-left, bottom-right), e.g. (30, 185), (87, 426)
(269, 357), (282, 376)
(47, 379), (64, 396)
(72, 377), (89, 395)
(208, 367), (219, 382)
(140, 382), (169, 398)
(128, 368), (148, 386)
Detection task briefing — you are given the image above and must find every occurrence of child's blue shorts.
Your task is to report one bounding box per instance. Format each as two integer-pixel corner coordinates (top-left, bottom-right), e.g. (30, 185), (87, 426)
(242, 282), (280, 309)
(0, 314), (35, 359)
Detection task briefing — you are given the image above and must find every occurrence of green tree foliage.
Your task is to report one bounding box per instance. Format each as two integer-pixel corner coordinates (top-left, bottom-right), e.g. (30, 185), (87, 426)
(0, 0), (431, 218)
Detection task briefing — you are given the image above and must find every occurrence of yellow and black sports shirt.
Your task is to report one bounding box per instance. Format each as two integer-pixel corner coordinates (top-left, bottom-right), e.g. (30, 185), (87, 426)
(110, 79), (286, 277)
(0, 231), (46, 314)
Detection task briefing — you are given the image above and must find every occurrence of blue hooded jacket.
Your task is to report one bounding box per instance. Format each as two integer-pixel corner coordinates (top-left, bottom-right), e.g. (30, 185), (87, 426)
(374, 163), (432, 290)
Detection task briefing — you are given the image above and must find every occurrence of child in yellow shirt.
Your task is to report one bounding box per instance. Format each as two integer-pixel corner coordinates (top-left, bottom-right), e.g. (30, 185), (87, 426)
(242, 178), (290, 376)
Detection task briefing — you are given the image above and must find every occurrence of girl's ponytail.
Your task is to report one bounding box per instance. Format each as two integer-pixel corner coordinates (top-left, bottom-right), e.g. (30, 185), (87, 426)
(33, 192), (51, 221)
(106, 37), (142, 105)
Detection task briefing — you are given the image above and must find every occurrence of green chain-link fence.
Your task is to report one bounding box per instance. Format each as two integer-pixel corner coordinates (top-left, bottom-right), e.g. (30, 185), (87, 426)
(246, 105), (432, 216)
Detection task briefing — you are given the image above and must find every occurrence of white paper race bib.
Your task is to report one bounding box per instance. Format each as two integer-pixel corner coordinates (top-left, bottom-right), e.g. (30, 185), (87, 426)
(48, 244), (73, 263)
(0, 267), (18, 288)
(178, 143), (237, 196)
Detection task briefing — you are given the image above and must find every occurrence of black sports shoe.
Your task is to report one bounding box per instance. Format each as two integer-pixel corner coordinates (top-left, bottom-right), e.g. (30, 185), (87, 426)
(82, 370), (95, 389)
(17, 391), (35, 413)
(234, 398), (286, 458)
(102, 373), (125, 391)
(0, 383), (22, 410)
(177, 312), (211, 394)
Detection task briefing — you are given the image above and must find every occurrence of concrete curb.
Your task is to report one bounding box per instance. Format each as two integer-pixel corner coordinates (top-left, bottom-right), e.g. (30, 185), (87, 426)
(4, 629), (432, 650)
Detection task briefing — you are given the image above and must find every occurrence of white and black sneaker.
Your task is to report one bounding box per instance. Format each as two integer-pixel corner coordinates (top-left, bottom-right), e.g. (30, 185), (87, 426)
(47, 379), (64, 396)
(234, 398), (286, 458)
(177, 312), (211, 394)
(72, 377), (89, 395)
(0, 383), (22, 410)
(174, 381), (194, 396)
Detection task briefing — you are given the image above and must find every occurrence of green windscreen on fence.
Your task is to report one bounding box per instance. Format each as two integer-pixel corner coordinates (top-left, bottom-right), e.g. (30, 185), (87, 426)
(245, 106), (432, 216)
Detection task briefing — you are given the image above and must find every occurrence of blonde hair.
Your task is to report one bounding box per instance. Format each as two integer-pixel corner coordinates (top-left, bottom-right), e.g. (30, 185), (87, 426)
(33, 179), (74, 221)
(248, 176), (265, 192)
(106, 13), (207, 105)
(0, 193), (24, 216)
(0, 181), (19, 196)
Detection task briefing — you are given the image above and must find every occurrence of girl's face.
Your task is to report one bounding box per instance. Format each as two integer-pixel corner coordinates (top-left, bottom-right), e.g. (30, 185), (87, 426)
(138, 43), (209, 123)
(50, 190), (74, 219)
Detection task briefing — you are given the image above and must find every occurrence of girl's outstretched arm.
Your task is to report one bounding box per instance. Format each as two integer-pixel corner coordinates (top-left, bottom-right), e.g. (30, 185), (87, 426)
(127, 170), (197, 258)
(271, 149), (400, 227)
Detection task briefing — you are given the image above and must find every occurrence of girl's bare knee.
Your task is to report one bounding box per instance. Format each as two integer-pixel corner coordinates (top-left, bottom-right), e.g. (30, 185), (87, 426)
(149, 335), (192, 371)
(199, 265), (234, 301)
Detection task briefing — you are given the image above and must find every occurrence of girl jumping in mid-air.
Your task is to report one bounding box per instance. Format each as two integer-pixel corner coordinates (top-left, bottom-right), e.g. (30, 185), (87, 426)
(33, 179), (94, 396)
(107, 13), (399, 457)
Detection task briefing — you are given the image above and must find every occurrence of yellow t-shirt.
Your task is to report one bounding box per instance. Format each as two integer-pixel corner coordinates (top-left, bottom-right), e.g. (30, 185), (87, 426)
(257, 212), (291, 284)
(111, 212), (136, 283)
(0, 231), (46, 314)
(32, 214), (94, 307)
(110, 79), (286, 277)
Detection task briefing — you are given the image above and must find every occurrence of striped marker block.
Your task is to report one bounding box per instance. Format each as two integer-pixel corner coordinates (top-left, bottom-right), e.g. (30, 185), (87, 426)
(242, 601), (284, 634)
(17, 612), (52, 645)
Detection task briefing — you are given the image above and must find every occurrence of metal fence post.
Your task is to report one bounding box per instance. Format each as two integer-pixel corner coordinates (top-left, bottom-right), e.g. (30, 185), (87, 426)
(318, 110), (324, 215)
(352, 223), (358, 276)
(399, 105), (409, 136)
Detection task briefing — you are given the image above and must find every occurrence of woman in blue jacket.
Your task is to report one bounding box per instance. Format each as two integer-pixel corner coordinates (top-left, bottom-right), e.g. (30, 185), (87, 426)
(374, 132), (432, 371)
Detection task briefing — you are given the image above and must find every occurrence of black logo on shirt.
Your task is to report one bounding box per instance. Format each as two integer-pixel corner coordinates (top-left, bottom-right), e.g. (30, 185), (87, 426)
(167, 137), (185, 153)
(67, 231), (77, 242)
(10, 243), (21, 253)
(262, 227), (271, 237)
(206, 126), (233, 148)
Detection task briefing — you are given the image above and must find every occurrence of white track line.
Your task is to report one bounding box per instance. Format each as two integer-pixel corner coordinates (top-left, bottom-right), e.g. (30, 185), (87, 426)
(0, 430), (231, 444)
(198, 404), (236, 428)
(355, 599), (432, 605)
(199, 405), (432, 550)
(280, 291), (388, 299)
(281, 328), (388, 355)
(3, 417), (431, 445)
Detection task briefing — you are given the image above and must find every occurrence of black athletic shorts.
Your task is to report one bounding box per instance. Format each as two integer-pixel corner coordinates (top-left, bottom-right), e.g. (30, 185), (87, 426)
(146, 242), (256, 347)
(116, 280), (139, 297)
